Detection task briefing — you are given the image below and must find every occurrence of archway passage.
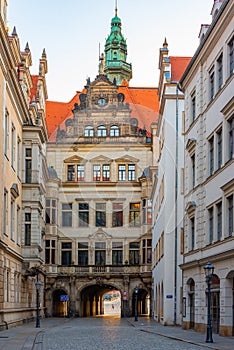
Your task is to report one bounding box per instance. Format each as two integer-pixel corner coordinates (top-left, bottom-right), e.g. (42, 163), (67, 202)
(80, 284), (121, 318)
(132, 288), (150, 317)
(52, 289), (68, 317)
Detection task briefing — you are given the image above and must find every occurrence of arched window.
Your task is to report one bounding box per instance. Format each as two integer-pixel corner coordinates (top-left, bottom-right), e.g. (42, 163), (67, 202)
(110, 125), (120, 137)
(97, 126), (107, 137)
(84, 126), (94, 137)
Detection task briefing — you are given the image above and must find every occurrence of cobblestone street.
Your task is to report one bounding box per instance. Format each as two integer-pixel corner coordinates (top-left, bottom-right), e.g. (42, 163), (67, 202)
(34, 318), (210, 350)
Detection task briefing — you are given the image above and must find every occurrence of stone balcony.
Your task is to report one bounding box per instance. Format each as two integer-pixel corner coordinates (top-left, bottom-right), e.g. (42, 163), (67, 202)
(45, 264), (151, 275)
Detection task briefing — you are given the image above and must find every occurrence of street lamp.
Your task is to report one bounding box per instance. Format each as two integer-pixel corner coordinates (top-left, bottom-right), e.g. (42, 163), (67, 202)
(134, 286), (138, 322)
(204, 261), (214, 343)
(35, 278), (41, 328)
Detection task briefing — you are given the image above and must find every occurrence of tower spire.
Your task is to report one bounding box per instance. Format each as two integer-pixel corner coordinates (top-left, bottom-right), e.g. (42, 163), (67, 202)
(115, 0), (118, 16)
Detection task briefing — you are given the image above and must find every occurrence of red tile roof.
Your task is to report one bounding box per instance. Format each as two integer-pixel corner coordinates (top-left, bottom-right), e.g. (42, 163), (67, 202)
(170, 56), (191, 82)
(39, 57), (189, 141)
(46, 85), (159, 141)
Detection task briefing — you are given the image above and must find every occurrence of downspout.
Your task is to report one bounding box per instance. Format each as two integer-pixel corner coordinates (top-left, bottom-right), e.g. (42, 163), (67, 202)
(174, 84), (179, 325)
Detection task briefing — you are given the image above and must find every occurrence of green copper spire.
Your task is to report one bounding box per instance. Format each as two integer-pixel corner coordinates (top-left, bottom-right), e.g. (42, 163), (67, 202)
(104, 3), (132, 86)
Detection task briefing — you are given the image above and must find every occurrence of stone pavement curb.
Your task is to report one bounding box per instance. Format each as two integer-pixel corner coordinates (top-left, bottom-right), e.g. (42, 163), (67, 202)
(128, 318), (234, 350)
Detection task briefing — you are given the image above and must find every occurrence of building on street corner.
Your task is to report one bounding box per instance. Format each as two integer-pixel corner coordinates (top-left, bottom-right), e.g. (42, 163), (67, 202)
(180, 0), (234, 336)
(0, 1), (48, 328)
(151, 39), (191, 325)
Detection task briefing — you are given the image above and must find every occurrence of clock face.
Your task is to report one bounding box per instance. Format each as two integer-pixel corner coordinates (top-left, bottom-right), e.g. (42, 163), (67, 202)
(98, 98), (107, 106)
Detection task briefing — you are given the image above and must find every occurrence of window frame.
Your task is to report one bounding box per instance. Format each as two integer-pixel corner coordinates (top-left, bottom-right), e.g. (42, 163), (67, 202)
(129, 202), (140, 227)
(112, 203), (123, 227)
(78, 203), (89, 227)
(95, 203), (106, 227)
(61, 203), (73, 227)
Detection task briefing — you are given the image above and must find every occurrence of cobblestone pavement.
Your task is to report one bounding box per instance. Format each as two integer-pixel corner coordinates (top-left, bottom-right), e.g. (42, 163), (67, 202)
(34, 318), (210, 350)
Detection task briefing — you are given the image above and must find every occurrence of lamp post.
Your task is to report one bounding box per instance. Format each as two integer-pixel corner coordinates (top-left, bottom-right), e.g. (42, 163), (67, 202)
(35, 278), (41, 328)
(134, 286), (138, 322)
(204, 261), (214, 343)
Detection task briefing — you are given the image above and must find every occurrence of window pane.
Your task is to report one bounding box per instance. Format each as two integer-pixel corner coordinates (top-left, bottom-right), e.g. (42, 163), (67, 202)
(67, 165), (75, 181)
(93, 165), (101, 181)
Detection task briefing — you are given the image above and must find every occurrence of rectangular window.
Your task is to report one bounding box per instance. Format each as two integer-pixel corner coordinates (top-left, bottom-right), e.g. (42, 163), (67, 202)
(191, 154), (195, 188)
(129, 242), (140, 265)
(128, 165), (135, 181)
(209, 136), (214, 175)
(45, 240), (56, 264)
(112, 203), (123, 227)
(67, 165), (75, 181)
(25, 213), (31, 246)
(217, 128), (222, 169)
(129, 203), (140, 226)
(61, 242), (72, 265)
(112, 242), (123, 265)
(93, 165), (101, 181)
(102, 164), (110, 181)
(227, 195), (233, 237)
(46, 199), (57, 225)
(228, 35), (234, 77)
(62, 203), (72, 227)
(96, 203), (106, 227)
(118, 165), (126, 181)
(77, 165), (84, 181)
(217, 202), (222, 241)
(17, 206), (20, 246)
(78, 242), (89, 266)
(228, 116), (234, 160)
(208, 207), (213, 244)
(4, 190), (8, 236)
(78, 203), (89, 227)
(142, 199), (152, 224)
(4, 109), (9, 157)
(142, 239), (152, 264)
(11, 124), (16, 169)
(191, 217), (195, 250)
(17, 137), (21, 178)
(25, 148), (32, 183)
(10, 199), (15, 241)
(217, 53), (223, 90)
(209, 67), (215, 101)
(191, 92), (196, 121)
(95, 242), (106, 265)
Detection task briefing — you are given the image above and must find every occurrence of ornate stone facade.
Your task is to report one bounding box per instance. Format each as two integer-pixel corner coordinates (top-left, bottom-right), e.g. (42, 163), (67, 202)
(45, 72), (154, 317)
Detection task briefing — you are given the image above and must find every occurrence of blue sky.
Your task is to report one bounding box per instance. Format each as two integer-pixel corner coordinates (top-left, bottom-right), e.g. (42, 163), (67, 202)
(8, 0), (213, 101)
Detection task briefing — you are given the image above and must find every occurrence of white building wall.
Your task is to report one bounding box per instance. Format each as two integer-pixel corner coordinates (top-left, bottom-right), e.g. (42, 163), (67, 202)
(152, 83), (185, 325)
(181, 0), (234, 336)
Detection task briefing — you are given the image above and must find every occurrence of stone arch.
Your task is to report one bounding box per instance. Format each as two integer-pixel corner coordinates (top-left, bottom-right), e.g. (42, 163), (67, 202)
(78, 281), (122, 317)
(52, 288), (69, 317)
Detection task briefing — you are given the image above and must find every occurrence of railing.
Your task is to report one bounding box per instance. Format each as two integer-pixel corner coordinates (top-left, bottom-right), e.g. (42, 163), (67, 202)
(54, 264), (152, 275)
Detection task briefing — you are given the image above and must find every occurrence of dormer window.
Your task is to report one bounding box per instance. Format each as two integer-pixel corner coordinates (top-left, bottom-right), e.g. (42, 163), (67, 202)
(97, 126), (107, 137)
(84, 126), (94, 137)
(110, 125), (120, 136)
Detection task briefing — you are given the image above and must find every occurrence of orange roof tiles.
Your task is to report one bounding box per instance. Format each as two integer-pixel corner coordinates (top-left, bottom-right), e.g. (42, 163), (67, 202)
(170, 56), (191, 82)
(46, 85), (159, 141)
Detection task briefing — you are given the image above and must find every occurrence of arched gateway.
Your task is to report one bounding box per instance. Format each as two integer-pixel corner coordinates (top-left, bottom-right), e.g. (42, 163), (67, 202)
(46, 279), (151, 318)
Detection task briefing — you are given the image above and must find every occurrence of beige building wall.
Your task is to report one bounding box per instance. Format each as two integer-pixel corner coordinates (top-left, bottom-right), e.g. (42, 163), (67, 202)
(180, 0), (234, 337)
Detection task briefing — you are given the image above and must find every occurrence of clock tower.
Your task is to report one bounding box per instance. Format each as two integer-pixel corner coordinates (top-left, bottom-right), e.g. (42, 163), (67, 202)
(104, 4), (132, 86)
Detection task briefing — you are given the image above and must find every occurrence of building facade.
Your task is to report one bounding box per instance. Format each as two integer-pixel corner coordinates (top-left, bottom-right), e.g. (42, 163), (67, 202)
(0, 2), (48, 328)
(44, 9), (158, 318)
(151, 40), (190, 325)
(180, 0), (234, 336)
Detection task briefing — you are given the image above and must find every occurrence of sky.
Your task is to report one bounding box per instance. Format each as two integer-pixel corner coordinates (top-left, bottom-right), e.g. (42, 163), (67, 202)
(8, 0), (214, 102)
